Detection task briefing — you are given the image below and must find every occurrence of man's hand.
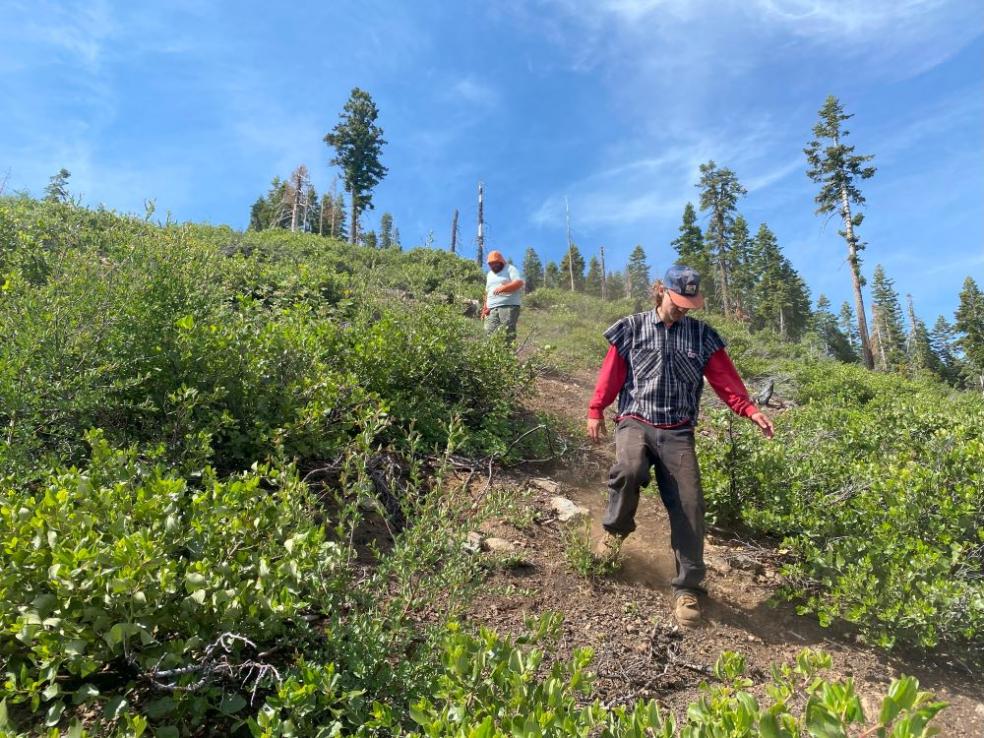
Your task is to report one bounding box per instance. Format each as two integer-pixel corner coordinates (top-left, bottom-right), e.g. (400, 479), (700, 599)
(492, 286), (505, 295)
(587, 417), (606, 442)
(749, 411), (774, 439)
(480, 305), (490, 319)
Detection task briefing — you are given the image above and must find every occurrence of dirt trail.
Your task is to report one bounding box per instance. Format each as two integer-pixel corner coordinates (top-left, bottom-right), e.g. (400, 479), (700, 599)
(463, 370), (984, 736)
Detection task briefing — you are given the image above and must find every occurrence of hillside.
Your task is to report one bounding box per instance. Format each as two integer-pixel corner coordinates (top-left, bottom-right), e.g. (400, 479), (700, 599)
(0, 197), (981, 736)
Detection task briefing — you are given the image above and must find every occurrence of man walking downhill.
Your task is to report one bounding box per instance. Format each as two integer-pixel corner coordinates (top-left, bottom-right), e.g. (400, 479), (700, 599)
(481, 250), (525, 342)
(586, 265), (774, 629)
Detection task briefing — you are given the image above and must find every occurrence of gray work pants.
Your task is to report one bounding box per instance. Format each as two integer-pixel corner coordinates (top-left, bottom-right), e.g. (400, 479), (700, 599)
(603, 418), (706, 595)
(484, 305), (521, 342)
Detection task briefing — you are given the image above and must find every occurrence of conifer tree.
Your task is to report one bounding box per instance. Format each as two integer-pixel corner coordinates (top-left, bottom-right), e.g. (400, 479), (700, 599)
(607, 271), (626, 301)
(585, 256), (603, 297)
(869, 265), (907, 371)
(729, 215), (754, 321)
(671, 203), (718, 310)
(324, 88), (387, 245)
(379, 212), (395, 248)
(839, 301), (860, 354)
(805, 95), (877, 369)
(929, 315), (962, 386)
(361, 230), (378, 249)
(559, 245), (586, 291)
(544, 261), (561, 289)
(814, 295), (857, 362)
(904, 294), (938, 374)
(954, 276), (984, 392)
(751, 224), (810, 339)
(43, 168), (71, 203)
(522, 248), (544, 292)
(697, 161), (746, 316)
(626, 245), (651, 300)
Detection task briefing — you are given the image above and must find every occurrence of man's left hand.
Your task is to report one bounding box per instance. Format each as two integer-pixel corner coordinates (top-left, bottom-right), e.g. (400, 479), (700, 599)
(492, 286), (505, 295)
(749, 411), (774, 439)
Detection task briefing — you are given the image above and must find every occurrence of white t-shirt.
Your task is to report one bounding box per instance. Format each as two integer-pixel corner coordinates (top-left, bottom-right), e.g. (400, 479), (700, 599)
(486, 264), (524, 308)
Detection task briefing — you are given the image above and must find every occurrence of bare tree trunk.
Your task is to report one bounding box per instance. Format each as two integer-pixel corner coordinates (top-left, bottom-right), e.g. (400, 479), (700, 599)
(350, 187), (358, 244)
(905, 294), (918, 353)
(600, 245), (607, 301)
(450, 209), (459, 254)
(779, 307), (786, 340)
(871, 303), (888, 370)
(476, 183), (484, 266)
(840, 184), (874, 369)
(565, 197), (575, 291)
(318, 195), (326, 235)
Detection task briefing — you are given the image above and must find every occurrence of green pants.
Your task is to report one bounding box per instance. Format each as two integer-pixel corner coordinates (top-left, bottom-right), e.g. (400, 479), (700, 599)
(485, 305), (521, 342)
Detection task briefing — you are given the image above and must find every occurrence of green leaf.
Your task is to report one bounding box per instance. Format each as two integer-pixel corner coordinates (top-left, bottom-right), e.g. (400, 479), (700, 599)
(219, 693), (247, 715)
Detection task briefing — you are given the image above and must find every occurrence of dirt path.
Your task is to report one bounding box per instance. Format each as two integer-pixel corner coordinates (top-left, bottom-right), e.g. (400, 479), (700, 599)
(462, 370), (984, 735)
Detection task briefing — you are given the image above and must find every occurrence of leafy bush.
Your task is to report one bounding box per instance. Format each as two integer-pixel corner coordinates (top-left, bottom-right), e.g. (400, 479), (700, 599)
(700, 363), (984, 651)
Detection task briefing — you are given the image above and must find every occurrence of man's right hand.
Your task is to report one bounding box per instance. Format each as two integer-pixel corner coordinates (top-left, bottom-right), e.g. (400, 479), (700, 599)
(587, 417), (606, 442)
(480, 306), (490, 319)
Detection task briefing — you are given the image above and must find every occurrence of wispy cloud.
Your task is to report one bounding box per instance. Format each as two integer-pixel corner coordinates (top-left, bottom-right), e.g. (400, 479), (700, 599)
(451, 77), (500, 109)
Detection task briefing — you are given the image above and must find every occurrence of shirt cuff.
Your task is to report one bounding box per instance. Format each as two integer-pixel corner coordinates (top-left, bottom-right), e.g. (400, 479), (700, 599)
(587, 408), (604, 420)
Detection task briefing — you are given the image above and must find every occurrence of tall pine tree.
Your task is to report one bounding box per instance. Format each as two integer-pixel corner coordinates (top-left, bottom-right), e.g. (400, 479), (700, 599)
(559, 245), (586, 291)
(929, 315), (962, 386)
(626, 245), (651, 301)
(955, 276), (984, 392)
(585, 256), (604, 297)
(522, 248), (544, 292)
(697, 161), (746, 317)
(544, 262), (561, 289)
(324, 88), (387, 244)
(805, 95), (877, 369)
(869, 265), (907, 371)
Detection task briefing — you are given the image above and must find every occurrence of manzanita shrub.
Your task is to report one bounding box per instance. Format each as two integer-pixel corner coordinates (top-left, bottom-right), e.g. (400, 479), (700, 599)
(699, 362), (984, 653)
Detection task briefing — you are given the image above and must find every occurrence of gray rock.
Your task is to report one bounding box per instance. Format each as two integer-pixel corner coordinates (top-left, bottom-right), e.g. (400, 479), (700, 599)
(550, 496), (589, 522)
(463, 531), (483, 554)
(483, 537), (517, 554)
(530, 478), (562, 495)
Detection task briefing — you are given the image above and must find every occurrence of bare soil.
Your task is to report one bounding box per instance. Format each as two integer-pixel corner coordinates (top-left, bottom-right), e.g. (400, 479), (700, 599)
(459, 369), (984, 736)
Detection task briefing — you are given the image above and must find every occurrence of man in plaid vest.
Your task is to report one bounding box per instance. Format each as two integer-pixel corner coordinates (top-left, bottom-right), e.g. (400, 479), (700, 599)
(587, 265), (774, 628)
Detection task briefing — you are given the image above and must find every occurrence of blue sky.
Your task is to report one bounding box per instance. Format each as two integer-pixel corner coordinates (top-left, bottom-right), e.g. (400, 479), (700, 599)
(1, 0), (981, 324)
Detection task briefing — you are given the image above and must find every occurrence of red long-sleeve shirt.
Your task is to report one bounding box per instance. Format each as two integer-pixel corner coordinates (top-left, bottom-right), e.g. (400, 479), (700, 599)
(587, 345), (759, 424)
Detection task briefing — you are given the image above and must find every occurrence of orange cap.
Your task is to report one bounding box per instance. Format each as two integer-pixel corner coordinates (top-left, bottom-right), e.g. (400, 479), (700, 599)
(486, 250), (505, 265)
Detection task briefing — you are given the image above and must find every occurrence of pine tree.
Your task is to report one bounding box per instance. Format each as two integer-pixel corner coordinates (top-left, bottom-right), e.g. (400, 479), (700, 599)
(954, 276), (984, 392)
(559, 244), (586, 291)
(814, 294), (857, 362)
(287, 165), (313, 232)
(750, 224), (810, 340)
(522, 248), (544, 292)
(43, 168), (71, 203)
(324, 88), (387, 244)
(805, 95), (877, 369)
(393, 227), (401, 250)
(929, 315), (962, 386)
(625, 245), (651, 301)
(839, 301), (860, 354)
(671, 202), (716, 310)
(729, 215), (754, 321)
(379, 212), (395, 249)
(361, 230), (378, 249)
(585, 256), (603, 297)
(544, 262), (561, 289)
(697, 161), (746, 316)
(607, 271), (626, 301)
(904, 294), (938, 374)
(869, 265), (906, 371)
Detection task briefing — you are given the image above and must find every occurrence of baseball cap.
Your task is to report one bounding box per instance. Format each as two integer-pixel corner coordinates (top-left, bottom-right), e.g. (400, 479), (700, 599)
(487, 250), (506, 265)
(664, 264), (705, 309)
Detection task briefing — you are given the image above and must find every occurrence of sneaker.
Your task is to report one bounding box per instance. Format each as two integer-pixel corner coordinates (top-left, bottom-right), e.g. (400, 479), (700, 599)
(674, 592), (702, 629)
(593, 531), (625, 562)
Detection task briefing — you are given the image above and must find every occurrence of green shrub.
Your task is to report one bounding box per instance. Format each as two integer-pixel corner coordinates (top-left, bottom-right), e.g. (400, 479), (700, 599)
(699, 363), (984, 651)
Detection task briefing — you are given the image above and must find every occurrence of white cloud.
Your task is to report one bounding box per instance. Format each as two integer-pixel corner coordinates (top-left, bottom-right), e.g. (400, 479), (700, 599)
(451, 77), (500, 109)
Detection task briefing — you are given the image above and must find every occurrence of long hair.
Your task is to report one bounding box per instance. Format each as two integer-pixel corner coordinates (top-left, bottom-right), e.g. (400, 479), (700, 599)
(650, 279), (665, 306)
